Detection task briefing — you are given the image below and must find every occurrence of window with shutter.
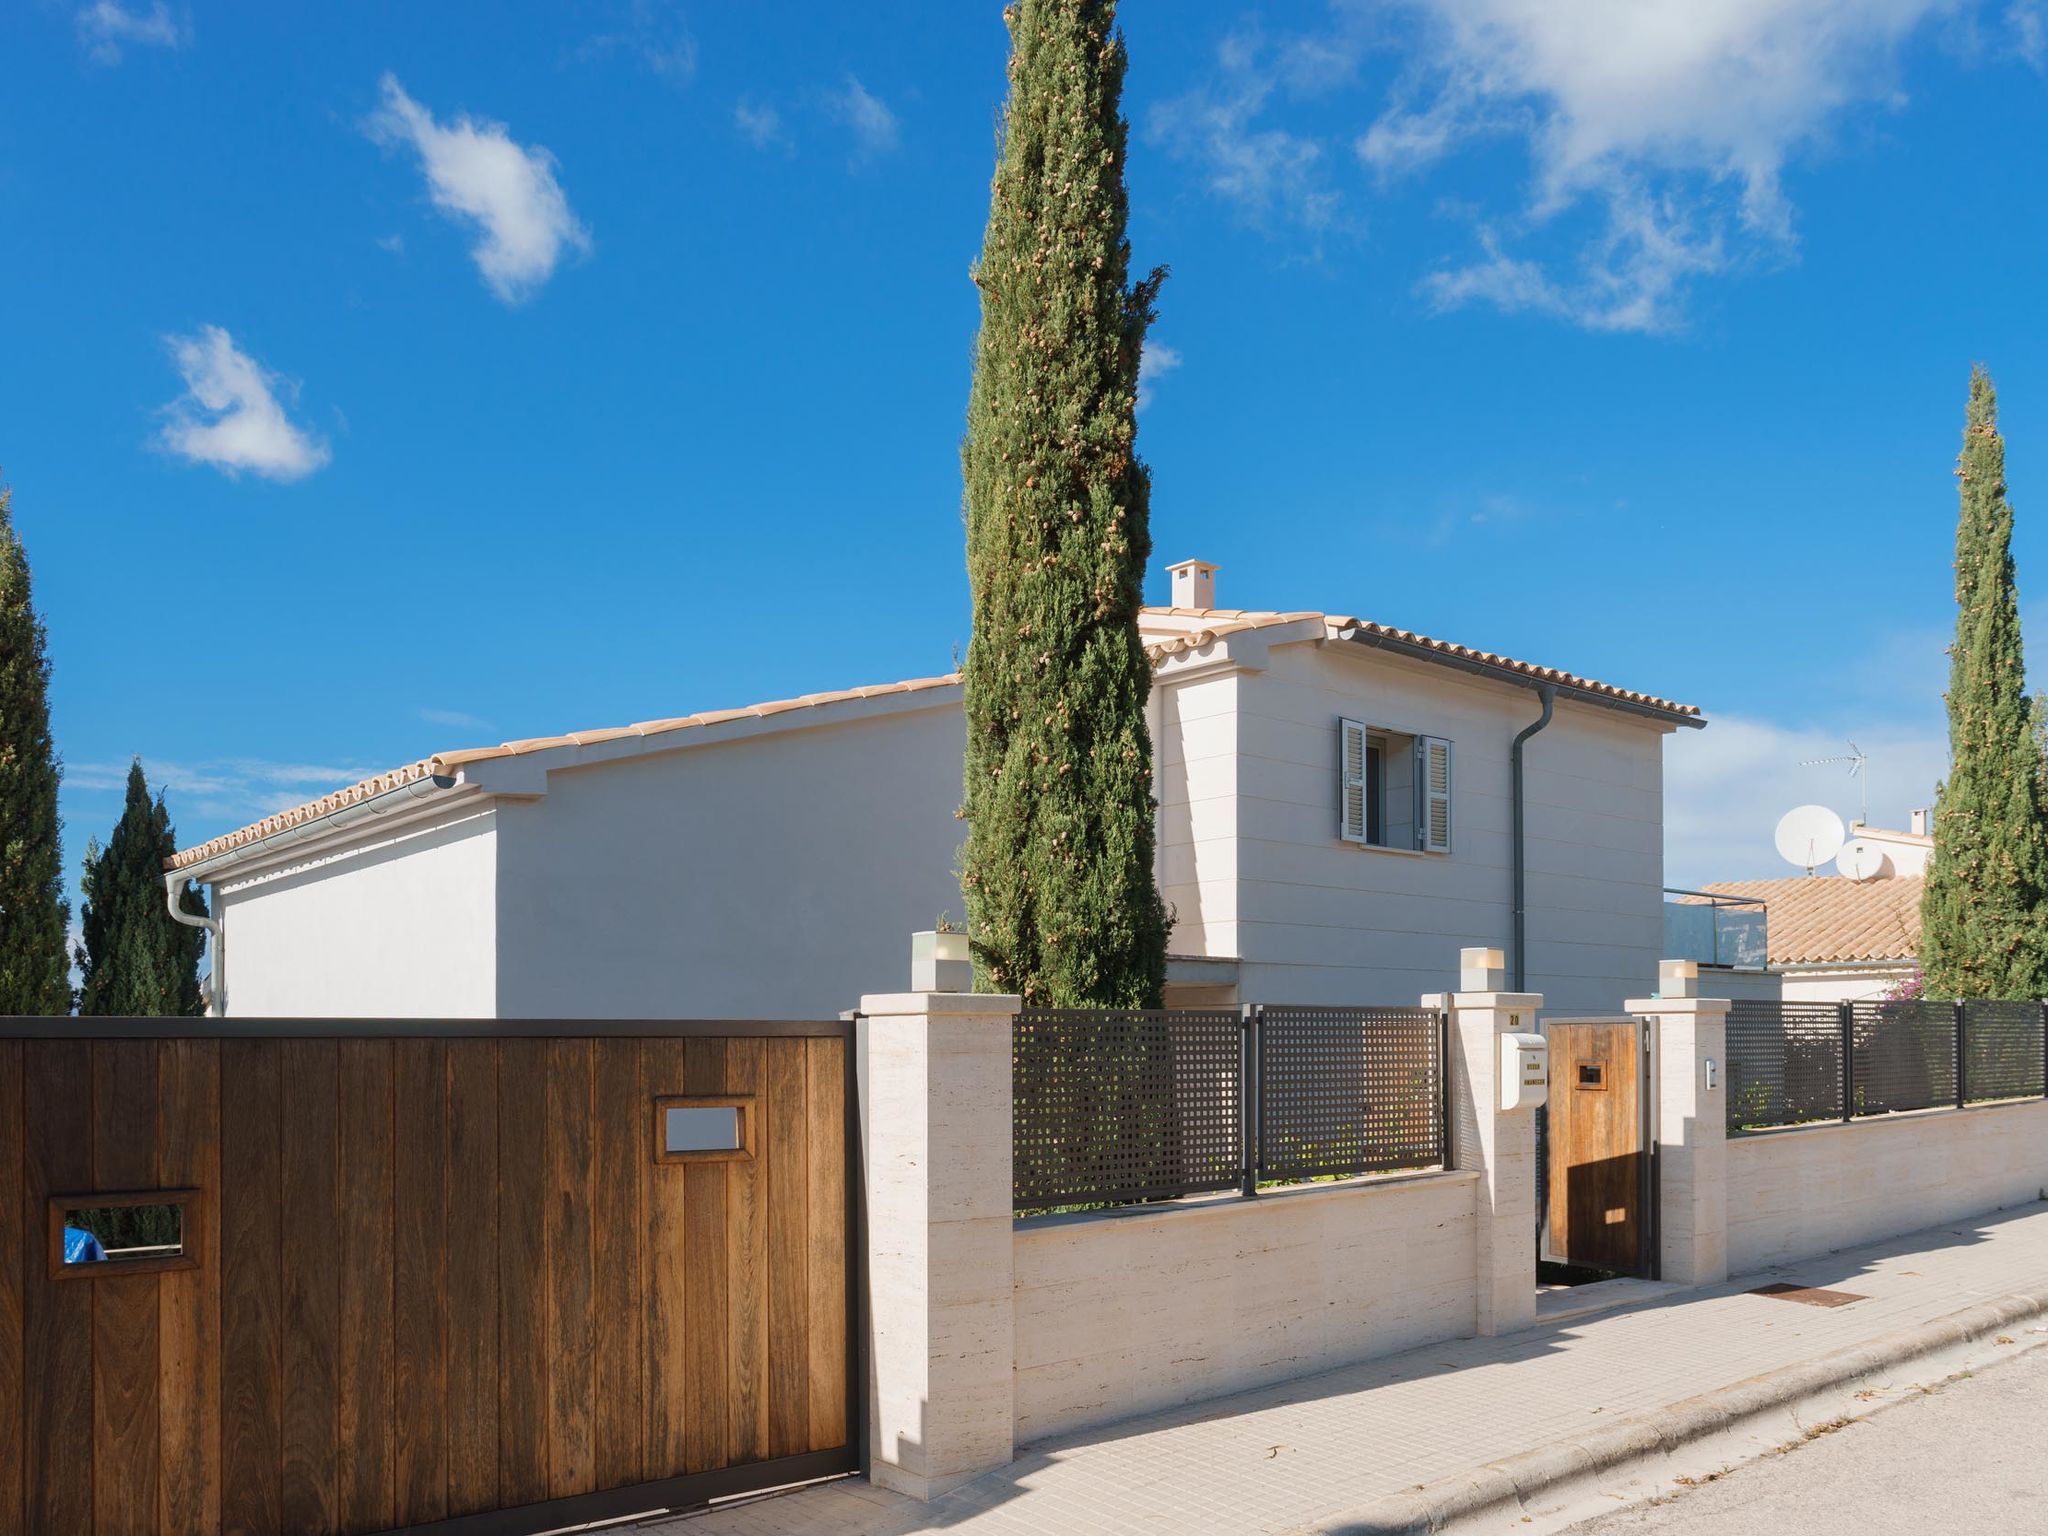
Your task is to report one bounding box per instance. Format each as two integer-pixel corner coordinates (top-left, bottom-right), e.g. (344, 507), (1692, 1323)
(1339, 719), (1369, 843)
(1418, 736), (1453, 853)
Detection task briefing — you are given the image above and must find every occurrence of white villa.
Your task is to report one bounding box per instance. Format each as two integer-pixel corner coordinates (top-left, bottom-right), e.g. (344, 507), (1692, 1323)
(167, 561), (1703, 1019)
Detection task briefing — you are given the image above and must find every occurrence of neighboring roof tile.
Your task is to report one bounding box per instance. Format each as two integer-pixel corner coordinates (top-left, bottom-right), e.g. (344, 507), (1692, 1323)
(1695, 875), (1924, 966)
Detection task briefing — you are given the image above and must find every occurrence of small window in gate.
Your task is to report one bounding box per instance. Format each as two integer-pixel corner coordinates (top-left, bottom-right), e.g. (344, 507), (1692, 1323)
(1576, 1061), (1606, 1090)
(48, 1189), (200, 1279)
(654, 1096), (755, 1164)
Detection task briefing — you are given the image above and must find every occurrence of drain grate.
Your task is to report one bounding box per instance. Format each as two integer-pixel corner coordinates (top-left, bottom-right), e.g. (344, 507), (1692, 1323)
(1749, 1281), (1867, 1308)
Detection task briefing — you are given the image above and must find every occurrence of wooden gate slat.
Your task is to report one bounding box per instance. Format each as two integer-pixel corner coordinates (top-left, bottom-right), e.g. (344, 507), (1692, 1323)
(763, 1039), (809, 1459)
(804, 1037), (848, 1452)
(589, 1040), (644, 1490)
(393, 1040), (448, 1526)
(219, 1041), (282, 1536)
(93, 1040), (163, 1536)
(724, 1038), (768, 1466)
(338, 1041), (396, 1533)
(444, 1043), (500, 1518)
(157, 1039), (222, 1536)
(0, 1041), (24, 1535)
(545, 1041), (595, 1499)
(682, 1039), (730, 1473)
(25, 1040), (95, 1535)
(643, 1040), (690, 1479)
(280, 1038), (340, 1535)
(496, 1040), (550, 1507)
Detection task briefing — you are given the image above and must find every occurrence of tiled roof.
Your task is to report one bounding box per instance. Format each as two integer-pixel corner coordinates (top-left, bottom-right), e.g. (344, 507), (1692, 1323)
(172, 603), (1697, 873)
(166, 674), (963, 871)
(1696, 875), (1924, 966)
(1138, 608), (1703, 720)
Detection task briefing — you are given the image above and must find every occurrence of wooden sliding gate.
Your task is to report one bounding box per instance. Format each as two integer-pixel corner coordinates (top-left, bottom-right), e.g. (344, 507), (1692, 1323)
(0, 1018), (860, 1536)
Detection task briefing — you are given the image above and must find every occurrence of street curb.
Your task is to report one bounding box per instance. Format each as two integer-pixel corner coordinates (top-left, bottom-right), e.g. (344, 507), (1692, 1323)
(1300, 1281), (2048, 1536)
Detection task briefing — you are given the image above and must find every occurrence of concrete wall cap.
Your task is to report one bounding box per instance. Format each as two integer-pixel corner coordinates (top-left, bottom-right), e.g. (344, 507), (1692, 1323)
(1627, 995), (1733, 1016)
(857, 991), (1022, 1017)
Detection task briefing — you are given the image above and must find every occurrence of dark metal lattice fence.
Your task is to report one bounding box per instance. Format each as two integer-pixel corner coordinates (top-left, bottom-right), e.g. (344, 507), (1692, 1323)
(1012, 1009), (1244, 1212)
(1963, 1000), (2047, 1102)
(1258, 1007), (1445, 1180)
(1013, 1004), (1447, 1213)
(1850, 999), (1956, 1115)
(1726, 1000), (1843, 1130)
(1726, 997), (2048, 1133)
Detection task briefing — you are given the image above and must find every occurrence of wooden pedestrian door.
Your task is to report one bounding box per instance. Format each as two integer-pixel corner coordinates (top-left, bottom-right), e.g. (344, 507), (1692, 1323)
(0, 1019), (860, 1536)
(1542, 1020), (1653, 1277)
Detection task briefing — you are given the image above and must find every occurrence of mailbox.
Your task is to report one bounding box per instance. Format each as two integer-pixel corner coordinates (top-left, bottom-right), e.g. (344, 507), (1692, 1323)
(1500, 1031), (1548, 1111)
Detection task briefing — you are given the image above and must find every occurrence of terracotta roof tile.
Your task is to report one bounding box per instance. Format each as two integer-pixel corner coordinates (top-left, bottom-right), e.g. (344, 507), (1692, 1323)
(1695, 875), (1924, 966)
(174, 600), (1697, 873)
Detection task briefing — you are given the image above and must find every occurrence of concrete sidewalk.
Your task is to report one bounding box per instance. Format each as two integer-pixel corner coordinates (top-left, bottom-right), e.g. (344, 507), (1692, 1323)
(647, 1202), (2048, 1536)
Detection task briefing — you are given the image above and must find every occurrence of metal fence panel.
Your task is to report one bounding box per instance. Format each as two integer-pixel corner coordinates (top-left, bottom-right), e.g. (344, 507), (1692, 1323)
(1012, 1009), (1244, 1211)
(1258, 1007), (1444, 1179)
(1726, 1000), (1843, 1133)
(1850, 999), (1957, 1115)
(1963, 1000), (2047, 1102)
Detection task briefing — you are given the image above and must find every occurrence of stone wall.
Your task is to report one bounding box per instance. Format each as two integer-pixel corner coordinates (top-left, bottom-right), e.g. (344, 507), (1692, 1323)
(1011, 1172), (1480, 1445)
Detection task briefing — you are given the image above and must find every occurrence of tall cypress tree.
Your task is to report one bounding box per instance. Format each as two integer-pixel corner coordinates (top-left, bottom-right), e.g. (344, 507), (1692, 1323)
(1918, 366), (2048, 998)
(960, 0), (1169, 1008)
(0, 480), (71, 1014)
(78, 760), (207, 1017)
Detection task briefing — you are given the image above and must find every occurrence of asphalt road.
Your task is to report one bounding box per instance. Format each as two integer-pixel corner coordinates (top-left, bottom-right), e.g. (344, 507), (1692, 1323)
(1564, 1343), (2048, 1535)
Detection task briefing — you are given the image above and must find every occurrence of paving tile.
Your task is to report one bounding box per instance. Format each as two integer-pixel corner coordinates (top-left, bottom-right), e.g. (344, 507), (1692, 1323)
(643, 1204), (2048, 1536)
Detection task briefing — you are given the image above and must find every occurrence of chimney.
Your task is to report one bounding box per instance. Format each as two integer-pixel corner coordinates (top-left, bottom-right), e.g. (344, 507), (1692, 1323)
(1910, 807), (1930, 838)
(1166, 558), (1219, 611)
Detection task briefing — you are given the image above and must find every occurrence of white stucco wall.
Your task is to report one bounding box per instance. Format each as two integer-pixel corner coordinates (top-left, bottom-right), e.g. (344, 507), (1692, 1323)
(214, 806), (498, 1017)
(1011, 1172), (1479, 1446)
(492, 701), (966, 1018)
(1156, 670), (1241, 963)
(1216, 642), (1668, 1015)
(1776, 963), (1916, 1004)
(1726, 1100), (2048, 1273)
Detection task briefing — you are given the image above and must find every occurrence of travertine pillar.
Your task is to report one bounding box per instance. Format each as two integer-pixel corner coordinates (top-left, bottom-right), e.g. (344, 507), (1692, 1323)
(857, 991), (1019, 1498)
(1629, 960), (1730, 1286)
(1433, 947), (1541, 1337)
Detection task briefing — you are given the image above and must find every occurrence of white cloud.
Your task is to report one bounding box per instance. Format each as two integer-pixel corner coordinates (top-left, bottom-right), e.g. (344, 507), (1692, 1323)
(828, 76), (899, 160)
(1664, 714), (1948, 887)
(70, 757), (376, 826)
(1362, 0), (1954, 330)
(416, 706), (491, 732)
(2014, 0), (2048, 63)
(76, 0), (181, 65)
(366, 74), (592, 304)
(735, 98), (785, 149)
(1150, 31), (1345, 235)
(157, 326), (330, 482)
(1137, 342), (1182, 410)
(579, 1), (697, 85)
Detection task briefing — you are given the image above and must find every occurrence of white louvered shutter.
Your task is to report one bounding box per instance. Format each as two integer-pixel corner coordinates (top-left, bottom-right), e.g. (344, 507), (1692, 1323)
(1417, 736), (1453, 853)
(1339, 719), (1370, 843)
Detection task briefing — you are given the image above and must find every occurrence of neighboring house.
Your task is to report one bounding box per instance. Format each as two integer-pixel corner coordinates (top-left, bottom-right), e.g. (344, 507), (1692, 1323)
(1695, 867), (1924, 1003)
(167, 560), (1703, 1019)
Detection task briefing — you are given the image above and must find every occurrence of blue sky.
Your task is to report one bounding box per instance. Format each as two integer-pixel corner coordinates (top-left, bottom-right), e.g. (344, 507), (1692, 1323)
(5, 0), (2048, 905)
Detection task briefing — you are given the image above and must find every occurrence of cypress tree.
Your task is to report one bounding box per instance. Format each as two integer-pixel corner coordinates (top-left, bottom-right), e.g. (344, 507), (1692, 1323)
(960, 0), (1169, 1008)
(0, 480), (71, 1014)
(1918, 366), (2048, 998)
(78, 760), (207, 1017)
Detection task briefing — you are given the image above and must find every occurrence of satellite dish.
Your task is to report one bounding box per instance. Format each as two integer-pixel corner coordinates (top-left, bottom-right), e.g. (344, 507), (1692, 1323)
(1775, 805), (1847, 874)
(1837, 838), (1887, 882)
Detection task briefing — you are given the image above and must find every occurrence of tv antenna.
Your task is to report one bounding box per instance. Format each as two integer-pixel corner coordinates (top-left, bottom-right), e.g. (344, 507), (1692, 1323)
(1801, 741), (1868, 826)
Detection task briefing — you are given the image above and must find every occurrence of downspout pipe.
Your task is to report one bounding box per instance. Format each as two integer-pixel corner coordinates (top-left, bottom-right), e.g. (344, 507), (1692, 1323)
(163, 874), (222, 1016)
(1511, 684), (1558, 993)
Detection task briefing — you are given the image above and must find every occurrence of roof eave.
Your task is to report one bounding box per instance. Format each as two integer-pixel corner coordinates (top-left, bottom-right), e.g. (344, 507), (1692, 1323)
(1333, 626), (1705, 728)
